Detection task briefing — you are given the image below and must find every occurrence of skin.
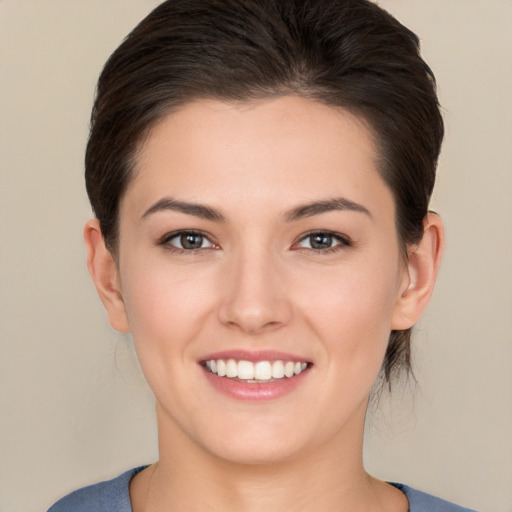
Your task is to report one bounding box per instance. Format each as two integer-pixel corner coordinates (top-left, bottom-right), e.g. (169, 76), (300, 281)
(85, 96), (443, 511)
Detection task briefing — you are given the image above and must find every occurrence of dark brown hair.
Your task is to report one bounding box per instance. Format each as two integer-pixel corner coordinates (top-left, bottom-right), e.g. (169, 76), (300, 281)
(85, 0), (444, 385)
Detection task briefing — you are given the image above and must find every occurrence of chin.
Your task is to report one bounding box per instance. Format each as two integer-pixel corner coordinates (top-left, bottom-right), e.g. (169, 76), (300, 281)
(210, 440), (302, 466)
(196, 421), (310, 466)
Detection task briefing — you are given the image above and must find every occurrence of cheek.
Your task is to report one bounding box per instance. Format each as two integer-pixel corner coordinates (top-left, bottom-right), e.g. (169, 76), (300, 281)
(298, 256), (401, 365)
(118, 261), (219, 412)
(120, 260), (217, 356)
(305, 259), (398, 322)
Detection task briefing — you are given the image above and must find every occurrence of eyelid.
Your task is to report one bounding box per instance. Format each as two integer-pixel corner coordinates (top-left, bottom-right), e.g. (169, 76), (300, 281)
(158, 229), (219, 252)
(292, 230), (352, 251)
(157, 229), (351, 254)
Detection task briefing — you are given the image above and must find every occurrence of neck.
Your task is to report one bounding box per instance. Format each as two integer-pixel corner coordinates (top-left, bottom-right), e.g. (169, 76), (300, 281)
(130, 401), (408, 512)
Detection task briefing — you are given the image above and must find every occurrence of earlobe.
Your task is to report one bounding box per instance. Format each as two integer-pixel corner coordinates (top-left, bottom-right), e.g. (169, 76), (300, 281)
(391, 212), (444, 330)
(83, 219), (130, 333)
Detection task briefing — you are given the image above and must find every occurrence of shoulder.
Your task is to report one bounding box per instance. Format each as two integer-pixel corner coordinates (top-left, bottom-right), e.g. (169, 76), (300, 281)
(47, 466), (147, 512)
(392, 483), (478, 512)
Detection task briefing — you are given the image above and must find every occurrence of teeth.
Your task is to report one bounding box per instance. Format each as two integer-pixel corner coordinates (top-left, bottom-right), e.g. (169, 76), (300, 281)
(272, 360), (285, 379)
(254, 361), (272, 380)
(217, 359), (227, 377)
(284, 361), (295, 378)
(237, 360), (255, 380)
(226, 359), (238, 378)
(204, 358), (309, 381)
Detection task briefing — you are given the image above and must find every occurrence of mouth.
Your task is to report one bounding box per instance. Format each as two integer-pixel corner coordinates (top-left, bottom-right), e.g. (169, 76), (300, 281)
(199, 352), (312, 401)
(203, 358), (309, 382)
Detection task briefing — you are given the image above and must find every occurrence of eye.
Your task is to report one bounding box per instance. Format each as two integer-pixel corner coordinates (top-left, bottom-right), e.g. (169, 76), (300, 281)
(294, 231), (351, 252)
(160, 230), (216, 251)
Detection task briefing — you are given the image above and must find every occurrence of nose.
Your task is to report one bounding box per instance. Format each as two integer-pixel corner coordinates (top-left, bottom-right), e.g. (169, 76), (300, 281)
(217, 249), (293, 335)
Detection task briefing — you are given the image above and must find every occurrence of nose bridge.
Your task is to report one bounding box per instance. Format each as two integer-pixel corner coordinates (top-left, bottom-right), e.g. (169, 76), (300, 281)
(218, 240), (291, 333)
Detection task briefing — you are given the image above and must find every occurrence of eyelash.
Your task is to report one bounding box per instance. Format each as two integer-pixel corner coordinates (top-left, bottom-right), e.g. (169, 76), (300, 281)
(158, 230), (217, 254)
(292, 230), (352, 254)
(158, 230), (352, 254)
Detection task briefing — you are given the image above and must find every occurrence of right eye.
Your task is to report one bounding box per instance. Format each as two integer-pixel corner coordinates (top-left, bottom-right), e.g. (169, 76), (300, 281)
(160, 230), (216, 251)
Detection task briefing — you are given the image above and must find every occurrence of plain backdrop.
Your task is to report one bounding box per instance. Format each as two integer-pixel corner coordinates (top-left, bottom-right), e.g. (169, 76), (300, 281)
(0, 1), (511, 511)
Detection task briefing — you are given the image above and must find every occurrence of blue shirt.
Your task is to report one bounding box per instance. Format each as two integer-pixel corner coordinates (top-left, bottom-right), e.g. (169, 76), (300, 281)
(48, 466), (478, 512)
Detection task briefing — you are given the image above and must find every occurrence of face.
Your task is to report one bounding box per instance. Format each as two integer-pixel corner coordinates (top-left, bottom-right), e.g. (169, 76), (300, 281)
(110, 97), (412, 464)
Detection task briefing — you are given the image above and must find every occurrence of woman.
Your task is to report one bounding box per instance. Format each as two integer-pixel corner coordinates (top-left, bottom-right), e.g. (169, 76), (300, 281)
(49, 0), (476, 510)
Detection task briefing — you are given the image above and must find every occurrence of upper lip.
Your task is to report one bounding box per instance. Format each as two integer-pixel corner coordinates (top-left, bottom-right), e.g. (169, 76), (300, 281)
(199, 349), (310, 364)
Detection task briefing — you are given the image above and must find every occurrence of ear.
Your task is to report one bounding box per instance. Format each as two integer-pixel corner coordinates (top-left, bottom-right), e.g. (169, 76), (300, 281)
(83, 218), (130, 333)
(391, 212), (445, 330)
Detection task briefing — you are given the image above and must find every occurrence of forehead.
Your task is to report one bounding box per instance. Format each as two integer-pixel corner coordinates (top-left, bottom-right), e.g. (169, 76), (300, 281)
(124, 96), (393, 220)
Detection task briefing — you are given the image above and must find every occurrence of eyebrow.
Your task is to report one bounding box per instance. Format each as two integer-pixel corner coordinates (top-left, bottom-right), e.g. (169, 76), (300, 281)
(141, 198), (226, 222)
(284, 197), (372, 221)
(141, 196), (371, 223)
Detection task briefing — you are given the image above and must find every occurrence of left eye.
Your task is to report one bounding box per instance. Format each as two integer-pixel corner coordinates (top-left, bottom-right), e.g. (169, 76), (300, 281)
(164, 231), (215, 250)
(295, 232), (349, 250)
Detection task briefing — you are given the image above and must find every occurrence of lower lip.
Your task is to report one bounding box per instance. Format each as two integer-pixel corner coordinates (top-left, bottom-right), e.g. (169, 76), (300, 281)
(202, 367), (310, 401)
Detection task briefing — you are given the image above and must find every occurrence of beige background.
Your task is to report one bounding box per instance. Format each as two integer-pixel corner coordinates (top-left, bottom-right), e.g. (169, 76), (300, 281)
(0, 1), (511, 511)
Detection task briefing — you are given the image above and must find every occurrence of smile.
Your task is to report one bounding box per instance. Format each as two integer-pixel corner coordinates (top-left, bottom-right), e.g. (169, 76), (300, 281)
(204, 359), (309, 382)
